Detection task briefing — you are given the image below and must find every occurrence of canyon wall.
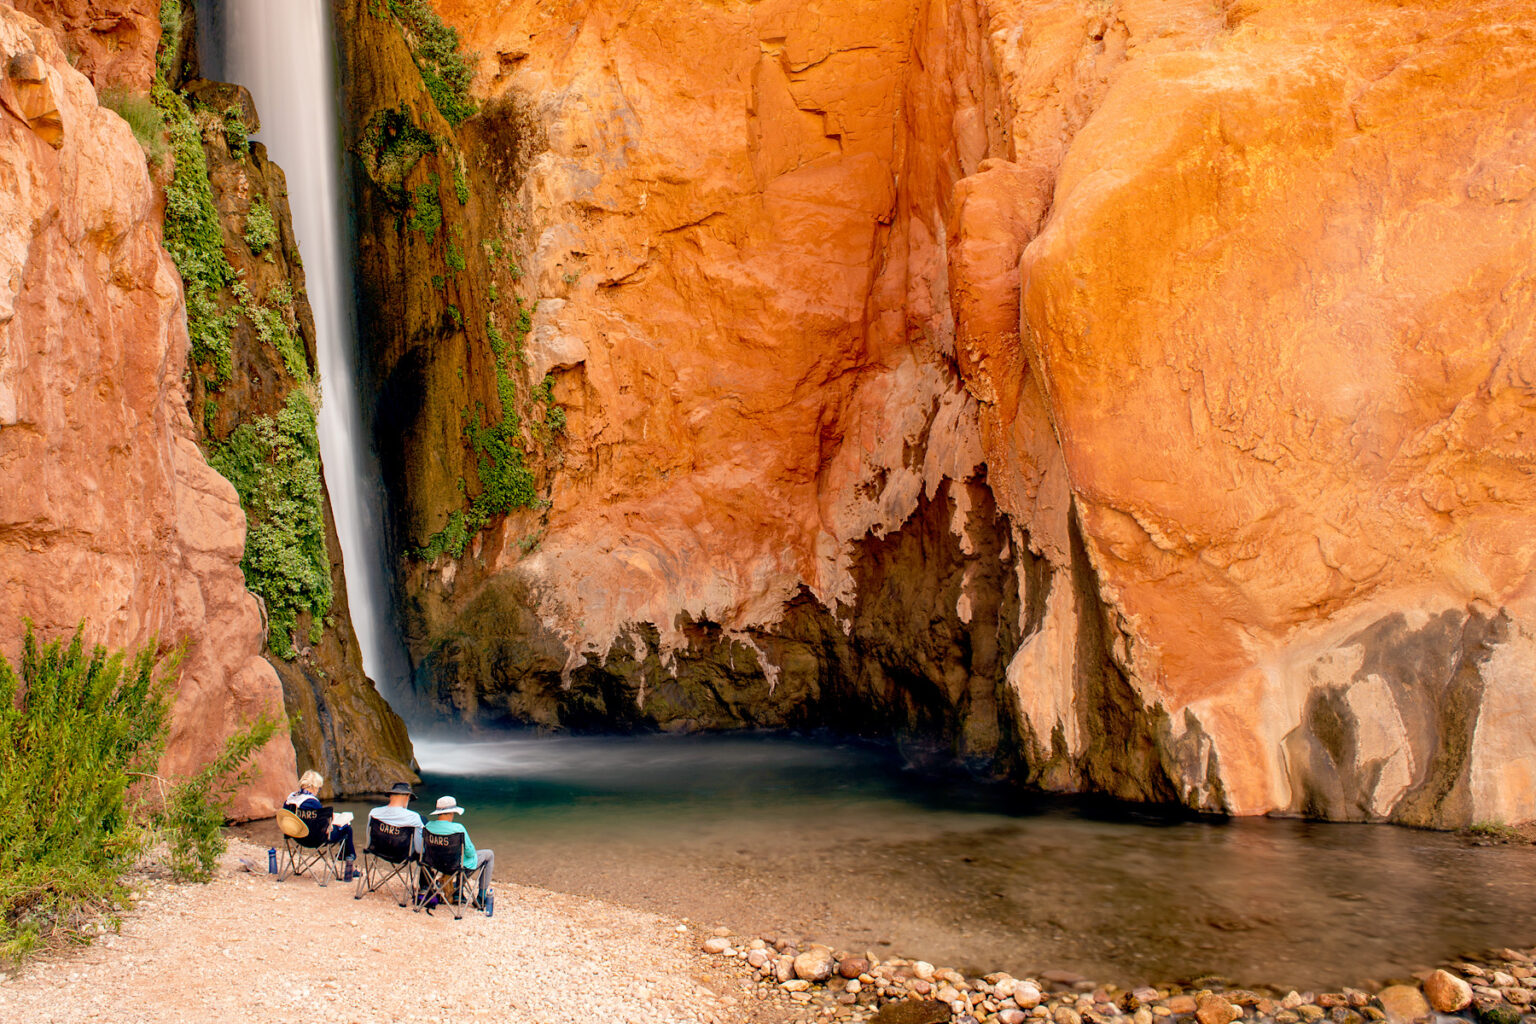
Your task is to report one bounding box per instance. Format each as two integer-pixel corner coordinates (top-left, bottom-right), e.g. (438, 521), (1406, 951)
(0, 1), (294, 817)
(349, 0), (1535, 826)
(0, 0), (415, 807)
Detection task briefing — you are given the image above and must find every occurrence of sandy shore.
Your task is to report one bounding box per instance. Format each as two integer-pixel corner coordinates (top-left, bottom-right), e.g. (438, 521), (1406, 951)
(0, 838), (763, 1024)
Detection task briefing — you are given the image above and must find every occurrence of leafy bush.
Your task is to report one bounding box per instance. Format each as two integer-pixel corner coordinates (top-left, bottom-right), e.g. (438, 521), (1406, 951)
(100, 87), (166, 162)
(232, 282), (307, 383)
(0, 626), (278, 962)
(0, 628), (170, 960)
(388, 0), (478, 126)
(154, 81), (237, 385)
(358, 105), (437, 187)
(453, 164), (470, 205)
(445, 243), (466, 271)
(222, 105), (249, 159)
(409, 175), (442, 236)
(157, 714), (280, 881)
(208, 391), (333, 657)
(156, 0), (181, 84)
(244, 195), (277, 257)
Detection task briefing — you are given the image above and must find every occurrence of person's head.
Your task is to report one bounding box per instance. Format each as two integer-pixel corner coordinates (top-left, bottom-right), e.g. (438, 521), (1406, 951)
(432, 795), (465, 821)
(298, 770), (323, 792)
(386, 781), (415, 807)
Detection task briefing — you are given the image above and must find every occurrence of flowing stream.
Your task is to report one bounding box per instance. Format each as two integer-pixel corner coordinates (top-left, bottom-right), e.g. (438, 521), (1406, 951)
(324, 733), (1536, 992)
(202, 0), (412, 703)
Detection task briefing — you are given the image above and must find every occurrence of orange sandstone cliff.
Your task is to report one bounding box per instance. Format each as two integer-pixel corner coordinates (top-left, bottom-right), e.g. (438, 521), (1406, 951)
(350, 0), (1536, 827)
(0, 2), (295, 817)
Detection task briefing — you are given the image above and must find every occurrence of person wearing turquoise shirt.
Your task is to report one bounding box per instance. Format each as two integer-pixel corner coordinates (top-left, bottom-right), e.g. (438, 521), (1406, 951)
(424, 795), (494, 906)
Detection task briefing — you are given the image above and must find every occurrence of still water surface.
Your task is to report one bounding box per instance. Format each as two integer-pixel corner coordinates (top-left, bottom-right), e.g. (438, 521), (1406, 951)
(340, 733), (1536, 990)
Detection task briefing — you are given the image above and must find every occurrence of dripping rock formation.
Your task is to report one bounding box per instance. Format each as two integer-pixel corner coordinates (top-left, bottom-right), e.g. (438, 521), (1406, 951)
(352, 0), (1536, 828)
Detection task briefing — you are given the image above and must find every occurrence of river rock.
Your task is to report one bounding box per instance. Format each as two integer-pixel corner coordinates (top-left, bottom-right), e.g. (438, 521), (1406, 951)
(915, 962), (937, 982)
(775, 957), (795, 984)
(782, 979), (812, 992)
(1055, 1007), (1083, 1024)
(701, 937), (730, 954)
(747, 949), (769, 969)
(1502, 988), (1532, 1007)
(1001, 1011), (1028, 1024)
(1015, 984), (1043, 1008)
(1477, 1006), (1522, 1024)
(1196, 995), (1240, 1024)
(1135, 1008), (1154, 1024)
(1167, 996), (1199, 1015)
(1492, 973), (1517, 989)
(795, 946), (836, 982)
(841, 957), (872, 978)
(1376, 986), (1429, 1024)
(871, 999), (954, 1024)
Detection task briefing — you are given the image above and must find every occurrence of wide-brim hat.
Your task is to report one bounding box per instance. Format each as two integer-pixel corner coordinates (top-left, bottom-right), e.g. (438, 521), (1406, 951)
(432, 796), (465, 816)
(388, 782), (416, 797)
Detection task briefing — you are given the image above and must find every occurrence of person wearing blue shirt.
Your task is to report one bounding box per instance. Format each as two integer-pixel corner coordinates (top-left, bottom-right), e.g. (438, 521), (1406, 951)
(424, 795), (494, 907)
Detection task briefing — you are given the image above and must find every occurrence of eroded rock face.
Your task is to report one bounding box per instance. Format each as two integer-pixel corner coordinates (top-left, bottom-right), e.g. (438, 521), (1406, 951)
(0, 5), (294, 818)
(362, 0), (1535, 825)
(11, 0), (161, 92)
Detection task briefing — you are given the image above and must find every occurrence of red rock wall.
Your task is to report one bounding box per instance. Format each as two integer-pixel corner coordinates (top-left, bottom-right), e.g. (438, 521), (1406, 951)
(0, 4), (296, 818)
(385, 0), (1535, 825)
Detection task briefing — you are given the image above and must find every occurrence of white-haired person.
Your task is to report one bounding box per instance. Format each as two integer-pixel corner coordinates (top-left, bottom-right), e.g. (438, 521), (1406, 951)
(284, 770), (357, 879)
(424, 795), (494, 907)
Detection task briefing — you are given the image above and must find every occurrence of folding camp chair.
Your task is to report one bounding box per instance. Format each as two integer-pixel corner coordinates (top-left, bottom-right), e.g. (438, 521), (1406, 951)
(414, 830), (487, 920)
(354, 817), (419, 907)
(276, 805), (346, 886)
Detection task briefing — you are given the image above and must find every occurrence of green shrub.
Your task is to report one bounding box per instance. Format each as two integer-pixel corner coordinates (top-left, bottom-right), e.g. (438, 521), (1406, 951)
(156, 714), (280, 881)
(208, 391), (332, 657)
(0, 625), (279, 962)
(233, 282), (307, 383)
(0, 627), (170, 961)
(156, 0), (181, 84)
(388, 0), (478, 126)
(357, 105), (437, 186)
(409, 175), (442, 236)
(100, 87), (166, 162)
(445, 243), (465, 271)
(154, 81), (237, 386)
(244, 195), (277, 257)
(453, 164), (470, 205)
(222, 105), (249, 159)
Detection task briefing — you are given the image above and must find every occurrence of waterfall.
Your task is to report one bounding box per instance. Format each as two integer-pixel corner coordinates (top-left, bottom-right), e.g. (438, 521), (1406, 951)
(203, 0), (413, 707)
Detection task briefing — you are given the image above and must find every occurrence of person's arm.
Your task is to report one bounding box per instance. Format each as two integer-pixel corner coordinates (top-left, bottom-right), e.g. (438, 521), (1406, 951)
(461, 826), (477, 870)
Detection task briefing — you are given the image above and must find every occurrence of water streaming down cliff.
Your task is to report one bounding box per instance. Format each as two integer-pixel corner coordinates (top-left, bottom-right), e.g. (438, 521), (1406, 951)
(205, 0), (413, 708)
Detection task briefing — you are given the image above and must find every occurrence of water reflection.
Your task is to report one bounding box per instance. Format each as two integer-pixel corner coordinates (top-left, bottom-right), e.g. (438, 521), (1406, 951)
(339, 733), (1536, 989)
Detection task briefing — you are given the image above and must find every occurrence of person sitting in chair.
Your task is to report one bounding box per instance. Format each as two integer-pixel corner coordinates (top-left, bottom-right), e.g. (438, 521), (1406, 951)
(367, 781), (424, 853)
(425, 795), (494, 907)
(284, 770), (356, 878)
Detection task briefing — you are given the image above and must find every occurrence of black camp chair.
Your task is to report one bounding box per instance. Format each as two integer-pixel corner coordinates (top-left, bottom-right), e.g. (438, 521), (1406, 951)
(276, 805), (346, 886)
(414, 830), (485, 920)
(354, 817), (420, 907)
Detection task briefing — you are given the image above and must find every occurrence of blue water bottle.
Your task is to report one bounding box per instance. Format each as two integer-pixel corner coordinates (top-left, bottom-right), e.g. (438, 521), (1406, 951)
(267, 847), (277, 874)
(485, 890), (494, 918)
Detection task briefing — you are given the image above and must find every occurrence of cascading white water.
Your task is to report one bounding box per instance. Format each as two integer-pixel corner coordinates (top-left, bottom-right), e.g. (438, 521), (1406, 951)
(204, 1), (412, 706)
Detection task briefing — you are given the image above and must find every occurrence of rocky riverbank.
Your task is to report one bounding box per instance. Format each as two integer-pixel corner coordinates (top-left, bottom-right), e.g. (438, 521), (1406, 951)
(694, 931), (1536, 1024)
(5, 831), (1534, 1024)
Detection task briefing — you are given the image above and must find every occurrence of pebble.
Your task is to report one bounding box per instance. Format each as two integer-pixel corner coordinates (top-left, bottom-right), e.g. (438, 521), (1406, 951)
(701, 937), (730, 955)
(796, 946), (837, 983)
(914, 961), (936, 982)
(1376, 985), (1429, 1024)
(1197, 994), (1240, 1024)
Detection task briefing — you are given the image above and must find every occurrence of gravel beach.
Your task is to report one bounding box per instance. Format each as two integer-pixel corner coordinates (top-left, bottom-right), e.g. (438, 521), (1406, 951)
(0, 838), (752, 1024)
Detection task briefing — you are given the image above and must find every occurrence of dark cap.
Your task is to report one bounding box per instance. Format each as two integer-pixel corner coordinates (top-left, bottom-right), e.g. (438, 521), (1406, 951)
(388, 782), (416, 798)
